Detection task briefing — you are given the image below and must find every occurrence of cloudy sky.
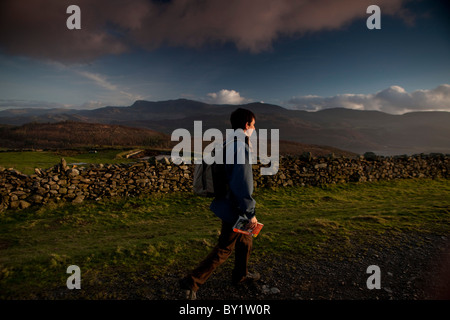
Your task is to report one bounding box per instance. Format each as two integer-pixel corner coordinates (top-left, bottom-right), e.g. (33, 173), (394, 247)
(0, 0), (449, 114)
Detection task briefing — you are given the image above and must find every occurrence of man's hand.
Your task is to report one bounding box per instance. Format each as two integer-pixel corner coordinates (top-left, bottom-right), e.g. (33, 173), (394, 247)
(246, 216), (258, 230)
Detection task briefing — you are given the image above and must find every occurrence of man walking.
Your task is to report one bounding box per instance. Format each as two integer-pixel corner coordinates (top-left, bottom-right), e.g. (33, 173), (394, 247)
(179, 108), (260, 300)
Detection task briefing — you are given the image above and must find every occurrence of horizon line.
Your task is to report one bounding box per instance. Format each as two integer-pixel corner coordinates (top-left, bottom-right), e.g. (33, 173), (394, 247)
(1, 98), (450, 116)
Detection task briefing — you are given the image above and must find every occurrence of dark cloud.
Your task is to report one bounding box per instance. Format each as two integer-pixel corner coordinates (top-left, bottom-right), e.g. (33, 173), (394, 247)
(0, 0), (411, 63)
(0, 0), (144, 63)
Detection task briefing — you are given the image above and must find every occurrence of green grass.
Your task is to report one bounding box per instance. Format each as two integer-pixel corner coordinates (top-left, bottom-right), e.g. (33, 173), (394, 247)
(0, 149), (138, 174)
(0, 178), (449, 299)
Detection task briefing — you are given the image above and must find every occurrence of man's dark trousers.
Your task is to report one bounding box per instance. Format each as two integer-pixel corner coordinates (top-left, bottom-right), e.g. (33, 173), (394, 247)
(185, 220), (253, 291)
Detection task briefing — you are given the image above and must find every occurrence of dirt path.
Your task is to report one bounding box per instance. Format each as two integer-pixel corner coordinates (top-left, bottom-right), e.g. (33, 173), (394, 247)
(147, 232), (450, 300)
(39, 231), (449, 301)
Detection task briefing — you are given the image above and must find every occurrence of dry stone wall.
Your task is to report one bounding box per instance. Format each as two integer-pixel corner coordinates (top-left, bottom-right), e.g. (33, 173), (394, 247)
(0, 153), (449, 211)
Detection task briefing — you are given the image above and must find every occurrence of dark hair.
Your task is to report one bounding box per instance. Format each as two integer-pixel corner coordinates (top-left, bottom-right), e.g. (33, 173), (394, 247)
(230, 108), (255, 130)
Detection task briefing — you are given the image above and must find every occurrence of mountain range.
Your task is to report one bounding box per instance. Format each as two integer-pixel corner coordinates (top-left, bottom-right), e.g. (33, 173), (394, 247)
(1, 99), (449, 156)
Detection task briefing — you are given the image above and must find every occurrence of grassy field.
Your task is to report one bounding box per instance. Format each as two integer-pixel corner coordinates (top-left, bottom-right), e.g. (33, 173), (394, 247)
(0, 149), (144, 175)
(0, 178), (449, 299)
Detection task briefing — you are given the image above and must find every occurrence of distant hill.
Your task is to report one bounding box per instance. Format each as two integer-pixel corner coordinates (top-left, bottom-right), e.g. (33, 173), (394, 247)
(0, 121), (170, 149)
(1, 99), (449, 155)
(0, 121), (355, 157)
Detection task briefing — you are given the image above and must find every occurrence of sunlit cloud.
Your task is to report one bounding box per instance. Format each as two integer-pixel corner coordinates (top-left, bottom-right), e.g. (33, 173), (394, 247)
(206, 89), (251, 105)
(286, 84), (450, 114)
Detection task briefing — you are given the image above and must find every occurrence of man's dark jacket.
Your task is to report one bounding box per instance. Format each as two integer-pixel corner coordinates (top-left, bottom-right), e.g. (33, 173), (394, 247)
(210, 129), (256, 225)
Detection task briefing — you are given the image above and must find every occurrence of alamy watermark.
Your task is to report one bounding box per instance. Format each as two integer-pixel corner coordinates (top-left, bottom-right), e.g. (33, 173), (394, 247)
(170, 121), (279, 175)
(366, 5), (381, 30)
(66, 265), (81, 289)
(66, 5), (81, 30)
(366, 265), (381, 290)
(66, 5), (381, 31)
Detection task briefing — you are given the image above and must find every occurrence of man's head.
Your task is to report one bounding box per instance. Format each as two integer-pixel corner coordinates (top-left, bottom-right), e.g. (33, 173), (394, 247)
(230, 108), (255, 136)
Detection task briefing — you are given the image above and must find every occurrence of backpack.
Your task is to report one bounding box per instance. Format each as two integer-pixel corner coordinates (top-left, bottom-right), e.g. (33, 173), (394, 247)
(193, 140), (233, 197)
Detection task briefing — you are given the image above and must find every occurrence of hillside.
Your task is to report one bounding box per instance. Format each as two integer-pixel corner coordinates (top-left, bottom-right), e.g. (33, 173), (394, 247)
(0, 121), (170, 149)
(0, 121), (355, 157)
(1, 99), (449, 155)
